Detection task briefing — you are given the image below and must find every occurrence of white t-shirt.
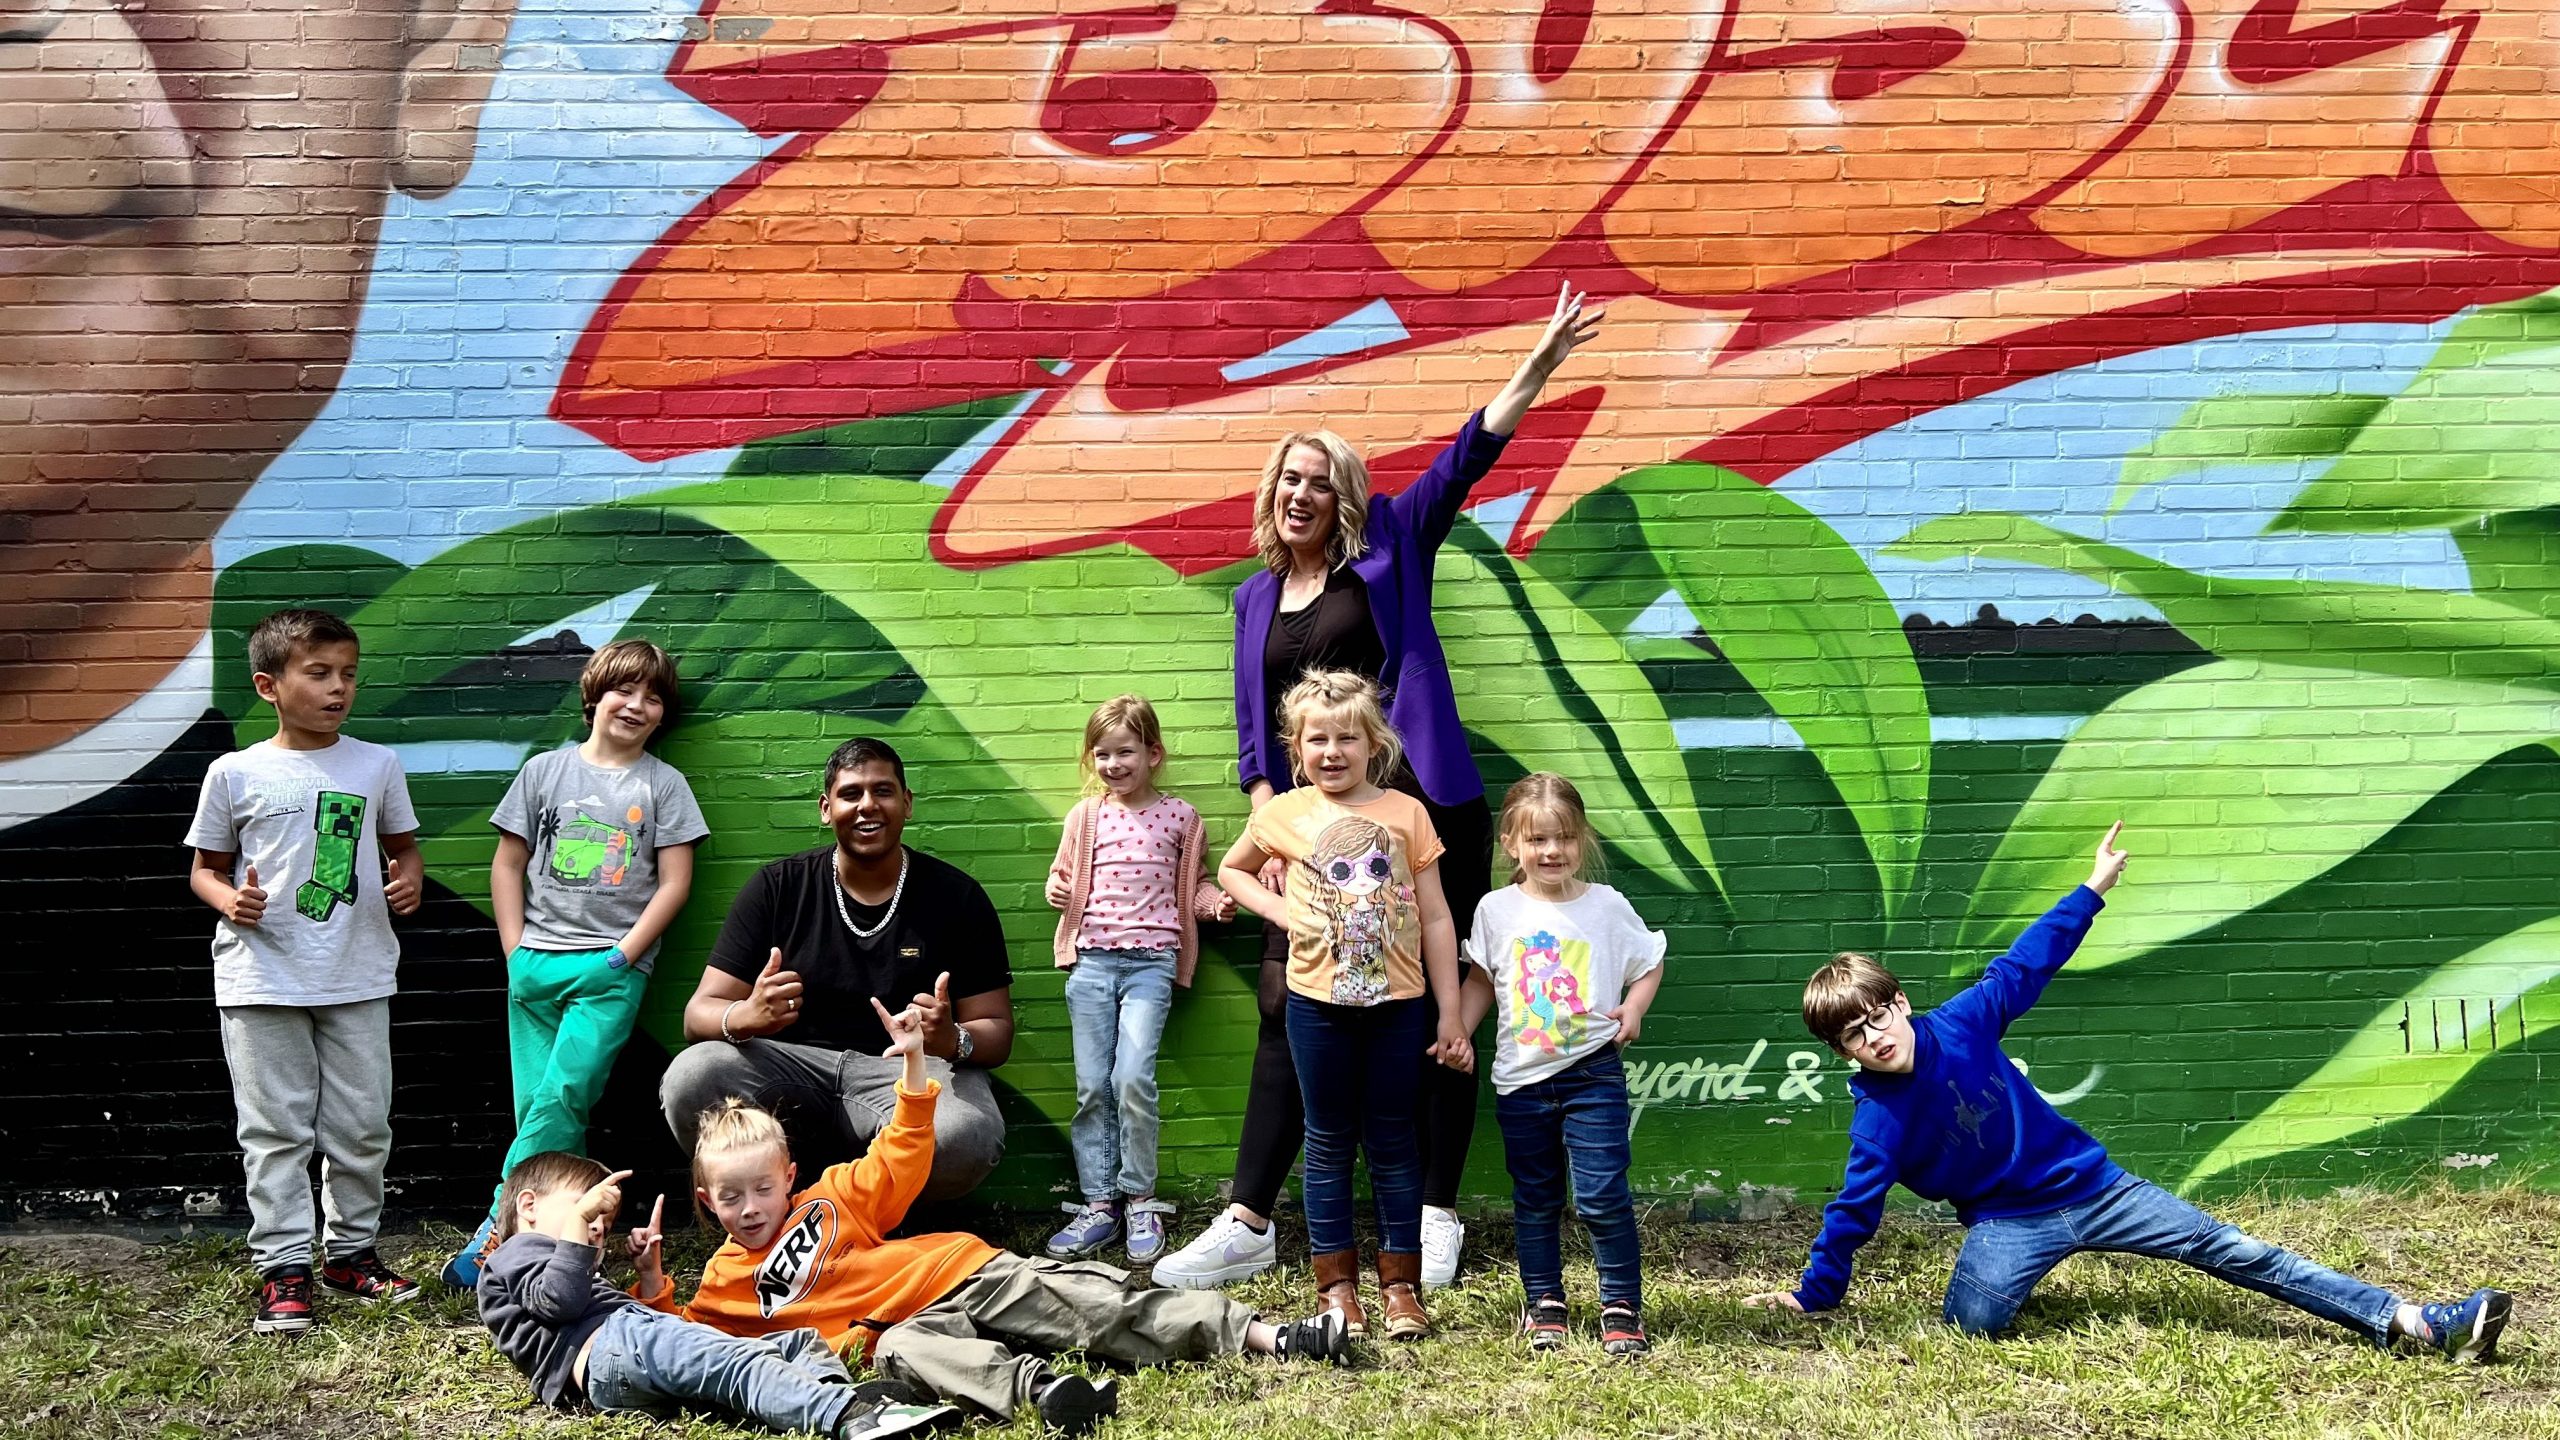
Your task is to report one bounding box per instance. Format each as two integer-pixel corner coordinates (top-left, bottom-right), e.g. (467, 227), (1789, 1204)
(1463, 883), (1667, 1095)
(184, 736), (420, 1007)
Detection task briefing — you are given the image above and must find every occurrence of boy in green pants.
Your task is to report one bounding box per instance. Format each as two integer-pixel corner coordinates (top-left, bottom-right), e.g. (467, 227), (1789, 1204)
(444, 639), (707, 1288)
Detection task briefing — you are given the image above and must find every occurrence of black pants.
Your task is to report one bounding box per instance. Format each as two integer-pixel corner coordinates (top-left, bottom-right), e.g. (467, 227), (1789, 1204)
(1233, 791), (1491, 1216)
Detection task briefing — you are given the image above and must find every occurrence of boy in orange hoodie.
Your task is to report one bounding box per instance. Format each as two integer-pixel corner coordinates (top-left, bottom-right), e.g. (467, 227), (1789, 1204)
(639, 997), (1350, 1436)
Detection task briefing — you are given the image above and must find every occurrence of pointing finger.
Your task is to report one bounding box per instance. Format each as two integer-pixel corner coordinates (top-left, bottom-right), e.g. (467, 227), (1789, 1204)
(648, 1194), (664, 1233)
(2102, 820), (2125, 852)
(871, 996), (901, 1029)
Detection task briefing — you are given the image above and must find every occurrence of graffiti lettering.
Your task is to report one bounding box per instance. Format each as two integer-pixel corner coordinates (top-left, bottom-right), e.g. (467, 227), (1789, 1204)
(1627, 1040), (1844, 1116)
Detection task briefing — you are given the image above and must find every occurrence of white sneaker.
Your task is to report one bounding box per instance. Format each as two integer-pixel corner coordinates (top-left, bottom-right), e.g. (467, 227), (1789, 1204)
(1420, 1206), (1464, 1291)
(1149, 1207), (1278, 1290)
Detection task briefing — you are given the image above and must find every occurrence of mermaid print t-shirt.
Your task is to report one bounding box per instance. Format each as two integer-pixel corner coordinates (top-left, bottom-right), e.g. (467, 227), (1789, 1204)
(1463, 883), (1667, 1094)
(1249, 788), (1443, 1006)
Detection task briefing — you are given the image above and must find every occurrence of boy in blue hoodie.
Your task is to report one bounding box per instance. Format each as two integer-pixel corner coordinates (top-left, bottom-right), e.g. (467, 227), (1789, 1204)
(1747, 824), (2512, 1361)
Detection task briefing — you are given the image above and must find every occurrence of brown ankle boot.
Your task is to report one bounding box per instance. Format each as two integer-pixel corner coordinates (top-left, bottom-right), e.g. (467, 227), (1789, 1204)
(1377, 1251), (1429, 1340)
(1313, 1249), (1366, 1337)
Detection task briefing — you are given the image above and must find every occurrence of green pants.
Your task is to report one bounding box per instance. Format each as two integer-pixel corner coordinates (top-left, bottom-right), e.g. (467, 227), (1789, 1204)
(491, 944), (648, 1213)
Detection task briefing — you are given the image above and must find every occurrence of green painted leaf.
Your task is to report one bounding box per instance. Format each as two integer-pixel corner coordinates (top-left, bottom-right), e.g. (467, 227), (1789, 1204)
(1440, 525), (1714, 893)
(2108, 392), (2389, 516)
(2455, 505), (2560, 624)
(2184, 913), (2560, 1186)
(2270, 288), (2560, 532)
(1889, 511), (2560, 693)
(1955, 659), (2560, 966)
(1556, 464), (1930, 912)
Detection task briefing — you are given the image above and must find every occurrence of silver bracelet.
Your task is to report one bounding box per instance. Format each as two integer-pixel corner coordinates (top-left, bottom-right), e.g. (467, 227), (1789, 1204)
(720, 1000), (745, 1044)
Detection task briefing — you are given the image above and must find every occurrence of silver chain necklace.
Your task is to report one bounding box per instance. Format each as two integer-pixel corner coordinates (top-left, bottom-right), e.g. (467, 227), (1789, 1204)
(833, 850), (908, 941)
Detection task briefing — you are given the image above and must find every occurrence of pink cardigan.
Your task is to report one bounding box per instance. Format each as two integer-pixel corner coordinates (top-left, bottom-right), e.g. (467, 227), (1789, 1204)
(1048, 795), (1225, 987)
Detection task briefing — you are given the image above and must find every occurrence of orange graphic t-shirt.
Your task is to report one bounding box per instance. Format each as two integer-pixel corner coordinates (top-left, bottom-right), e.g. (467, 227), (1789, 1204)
(637, 1082), (1000, 1357)
(1248, 787), (1443, 1007)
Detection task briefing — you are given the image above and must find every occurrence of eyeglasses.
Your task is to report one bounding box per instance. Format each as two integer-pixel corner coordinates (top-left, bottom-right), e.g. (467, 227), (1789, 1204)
(1836, 1003), (1897, 1050)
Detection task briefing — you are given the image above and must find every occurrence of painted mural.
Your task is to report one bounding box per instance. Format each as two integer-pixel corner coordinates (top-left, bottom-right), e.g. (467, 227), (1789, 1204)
(7, 0), (2560, 1213)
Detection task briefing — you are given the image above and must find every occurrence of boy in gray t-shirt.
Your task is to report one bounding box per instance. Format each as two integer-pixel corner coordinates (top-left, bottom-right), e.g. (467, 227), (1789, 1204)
(444, 638), (708, 1289)
(186, 609), (426, 1333)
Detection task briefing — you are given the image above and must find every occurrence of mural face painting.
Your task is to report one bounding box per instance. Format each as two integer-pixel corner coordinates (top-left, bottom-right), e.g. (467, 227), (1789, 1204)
(8, 0), (2560, 1210)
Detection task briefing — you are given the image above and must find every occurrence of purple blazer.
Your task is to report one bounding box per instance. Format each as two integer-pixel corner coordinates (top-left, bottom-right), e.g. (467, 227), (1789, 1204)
(1232, 409), (1511, 808)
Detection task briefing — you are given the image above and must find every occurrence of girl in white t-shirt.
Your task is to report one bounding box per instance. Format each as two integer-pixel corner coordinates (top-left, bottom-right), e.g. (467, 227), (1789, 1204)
(1457, 772), (1665, 1358)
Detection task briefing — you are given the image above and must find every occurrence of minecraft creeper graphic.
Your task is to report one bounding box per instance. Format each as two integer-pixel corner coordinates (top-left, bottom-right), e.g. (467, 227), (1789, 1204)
(296, 791), (368, 922)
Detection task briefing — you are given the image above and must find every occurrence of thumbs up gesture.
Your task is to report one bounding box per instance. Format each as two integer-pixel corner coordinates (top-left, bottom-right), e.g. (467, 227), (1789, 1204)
(747, 948), (806, 1033)
(227, 864), (268, 928)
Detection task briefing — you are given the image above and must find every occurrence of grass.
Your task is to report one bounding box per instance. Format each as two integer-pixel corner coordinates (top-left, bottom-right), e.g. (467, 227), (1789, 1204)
(2, 1180), (2553, 1440)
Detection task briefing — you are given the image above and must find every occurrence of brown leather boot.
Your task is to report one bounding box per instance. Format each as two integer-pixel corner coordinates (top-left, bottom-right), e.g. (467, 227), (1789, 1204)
(1313, 1248), (1366, 1338)
(1377, 1250), (1429, 1340)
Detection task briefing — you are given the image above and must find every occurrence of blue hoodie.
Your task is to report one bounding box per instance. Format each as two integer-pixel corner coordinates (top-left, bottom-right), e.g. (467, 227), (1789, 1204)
(1794, 887), (2123, 1311)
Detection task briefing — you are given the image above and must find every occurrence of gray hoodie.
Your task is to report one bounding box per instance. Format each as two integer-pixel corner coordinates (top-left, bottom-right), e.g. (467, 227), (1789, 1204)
(477, 1232), (646, 1406)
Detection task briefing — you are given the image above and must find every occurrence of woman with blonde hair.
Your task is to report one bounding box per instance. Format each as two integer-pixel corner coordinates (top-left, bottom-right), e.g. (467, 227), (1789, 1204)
(1154, 283), (1605, 1295)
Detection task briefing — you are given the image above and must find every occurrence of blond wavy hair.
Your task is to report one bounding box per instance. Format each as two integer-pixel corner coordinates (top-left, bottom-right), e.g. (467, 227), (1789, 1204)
(1253, 431), (1372, 575)
(1497, 772), (1603, 887)
(1279, 669), (1401, 787)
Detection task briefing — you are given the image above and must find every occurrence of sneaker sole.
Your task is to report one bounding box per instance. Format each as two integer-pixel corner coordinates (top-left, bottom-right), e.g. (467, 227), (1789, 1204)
(1150, 1254), (1275, 1290)
(318, 1281), (421, 1304)
(253, 1314), (314, 1335)
(2453, 1292), (2513, 1363)
(1042, 1238), (1120, 1261)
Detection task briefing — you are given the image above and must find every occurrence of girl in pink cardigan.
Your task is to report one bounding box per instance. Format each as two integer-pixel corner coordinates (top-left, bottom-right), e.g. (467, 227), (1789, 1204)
(1043, 694), (1236, 1264)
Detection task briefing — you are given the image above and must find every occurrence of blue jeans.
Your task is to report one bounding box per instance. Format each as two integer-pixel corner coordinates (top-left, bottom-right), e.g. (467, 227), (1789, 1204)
(1286, 993), (1427, 1255)
(1494, 1048), (1643, 1309)
(583, 1308), (854, 1433)
(1945, 1173), (2402, 1342)
(1064, 946), (1176, 1200)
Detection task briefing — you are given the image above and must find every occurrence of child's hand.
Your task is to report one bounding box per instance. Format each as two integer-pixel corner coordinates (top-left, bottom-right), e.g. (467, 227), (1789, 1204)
(871, 995), (927, 1059)
(576, 1168), (632, 1231)
(1606, 1004), (1643, 1049)
(1744, 1291), (1805, 1313)
(226, 864), (268, 928)
(1257, 856), (1287, 895)
(628, 1194), (666, 1282)
(385, 857), (422, 915)
(2087, 821), (2129, 896)
(1044, 870), (1071, 909)
(1213, 891), (1238, 923)
(1430, 1025), (1474, 1075)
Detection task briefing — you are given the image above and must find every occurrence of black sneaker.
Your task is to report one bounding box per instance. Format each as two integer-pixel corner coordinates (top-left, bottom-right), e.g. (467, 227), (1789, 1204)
(1033, 1373), (1119, 1436)
(255, 1265), (316, 1335)
(835, 1397), (962, 1439)
(1270, 1307), (1353, 1365)
(1600, 1302), (1648, 1358)
(1524, 1295), (1569, 1351)
(319, 1248), (421, 1305)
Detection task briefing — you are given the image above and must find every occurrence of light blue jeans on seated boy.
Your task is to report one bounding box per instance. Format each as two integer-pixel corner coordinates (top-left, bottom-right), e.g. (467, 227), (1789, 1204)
(1944, 1172), (2401, 1342)
(583, 1308), (853, 1433)
(1063, 946), (1176, 1200)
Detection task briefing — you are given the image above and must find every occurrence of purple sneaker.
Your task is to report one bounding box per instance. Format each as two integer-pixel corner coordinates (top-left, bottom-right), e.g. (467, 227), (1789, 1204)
(1045, 1201), (1123, 1260)
(1126, 1199), (1174, 1265)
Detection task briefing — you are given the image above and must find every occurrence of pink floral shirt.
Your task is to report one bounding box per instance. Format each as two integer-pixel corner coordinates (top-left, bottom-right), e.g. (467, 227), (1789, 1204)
(1075, 794), (1193, 954)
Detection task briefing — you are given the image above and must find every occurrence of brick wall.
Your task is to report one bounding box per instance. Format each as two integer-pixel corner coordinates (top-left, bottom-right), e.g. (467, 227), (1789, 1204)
(7, 0), (2560, 1222)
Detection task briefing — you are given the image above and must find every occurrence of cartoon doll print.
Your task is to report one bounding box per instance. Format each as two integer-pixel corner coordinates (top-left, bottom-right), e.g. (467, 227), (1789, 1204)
(1511, 929), (1594, 1053)
(1305, 814), (1414, 1005)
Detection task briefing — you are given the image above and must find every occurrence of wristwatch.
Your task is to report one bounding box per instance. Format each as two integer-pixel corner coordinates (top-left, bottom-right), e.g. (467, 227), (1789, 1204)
(952, 1024), (976, 1065)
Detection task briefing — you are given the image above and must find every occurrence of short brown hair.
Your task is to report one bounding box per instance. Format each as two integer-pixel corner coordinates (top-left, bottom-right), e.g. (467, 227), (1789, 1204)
(488, 1150), (609, 1257)
(1802, 952), (1903, 1049)
(247, 608), (359, 679)
(1279, 669), (1401, 787)
(581, 638), (682, 728)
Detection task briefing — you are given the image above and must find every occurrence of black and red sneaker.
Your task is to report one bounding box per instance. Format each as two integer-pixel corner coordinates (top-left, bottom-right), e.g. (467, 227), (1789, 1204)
(255, 1265), (316, 1335)
(1523, 1295), (1569, 1352)
(319, 1249), (421, 1305)
(1600, 1301), (1648, 1358)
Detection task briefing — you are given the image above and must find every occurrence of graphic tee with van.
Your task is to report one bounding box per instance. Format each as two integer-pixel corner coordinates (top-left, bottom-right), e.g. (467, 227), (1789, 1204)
(1463, 883), (1666, 1094)
(184, 736), (420, 1007)
(491, 745), (709, 973)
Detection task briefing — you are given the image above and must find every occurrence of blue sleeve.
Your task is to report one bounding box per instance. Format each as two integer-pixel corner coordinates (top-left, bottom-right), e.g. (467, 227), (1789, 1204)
(1795, 1115), (1899, 1312)
(1934, 886), (2104, 1040)
(1377, 409), (1511, 554)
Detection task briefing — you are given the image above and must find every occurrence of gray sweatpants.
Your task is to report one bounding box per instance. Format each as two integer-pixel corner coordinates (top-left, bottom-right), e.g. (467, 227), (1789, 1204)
(217, 1000), (394, 1273)
(872, 1254), (1255, 1417)
(660, 1039), (1006, 1203)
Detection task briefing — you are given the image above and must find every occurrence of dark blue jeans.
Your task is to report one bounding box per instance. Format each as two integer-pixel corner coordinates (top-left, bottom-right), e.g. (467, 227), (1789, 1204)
(1493, 1047), (1643, 1309)
(1286, 993), (1428, 1255)
(1945, 1173), (2401, 1342)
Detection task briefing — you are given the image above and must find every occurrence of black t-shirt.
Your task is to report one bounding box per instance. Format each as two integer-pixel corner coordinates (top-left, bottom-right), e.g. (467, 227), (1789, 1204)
(707, 845), (1012, 1056)
(1263, 565), (1387, 743)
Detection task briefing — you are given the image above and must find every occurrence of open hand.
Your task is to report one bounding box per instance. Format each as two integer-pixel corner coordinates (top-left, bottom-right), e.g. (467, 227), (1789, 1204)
(227, 864), (268, 928)
(1527, 280), (1606, 375)
(2087, 821), (2129, 896)
(1744, 1291), (1804, 1313)
(871, 995), (927, 1059)
(385, 858), (421, 915)
(627, 1194), (666, 1279)
(908, 972), (955, 1055)
(748, 948), (806, 1033)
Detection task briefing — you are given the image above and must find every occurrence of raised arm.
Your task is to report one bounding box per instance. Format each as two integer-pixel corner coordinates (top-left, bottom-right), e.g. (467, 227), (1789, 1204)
(1936, 825), (2126, 1039)
(1393, 284), (1607, 549)
(1483, 282), (1606, 439)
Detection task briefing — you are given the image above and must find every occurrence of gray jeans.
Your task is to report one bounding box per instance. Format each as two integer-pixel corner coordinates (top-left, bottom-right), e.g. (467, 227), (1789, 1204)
(216, 999), (393, 1273)
(584, 1308), (852, 1435)
(873, 1254), (1255, 1417)
(660, 1039), (1006, 1202)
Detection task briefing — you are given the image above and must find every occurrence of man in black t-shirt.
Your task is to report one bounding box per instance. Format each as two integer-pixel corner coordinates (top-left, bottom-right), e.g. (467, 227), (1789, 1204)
(660, 737), (1016, 1200)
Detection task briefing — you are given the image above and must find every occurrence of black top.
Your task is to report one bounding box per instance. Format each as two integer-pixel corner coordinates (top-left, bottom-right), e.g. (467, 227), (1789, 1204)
(707, 845), (1012, 1056)
(1262, 565), (1388, 746)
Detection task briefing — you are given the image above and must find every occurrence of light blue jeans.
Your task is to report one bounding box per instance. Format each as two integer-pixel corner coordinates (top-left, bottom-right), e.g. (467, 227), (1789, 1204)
(583, 1308), (854, 1434)
(1064, 946), (1176, 1201)
(1944, 1173), (2401, 1343)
